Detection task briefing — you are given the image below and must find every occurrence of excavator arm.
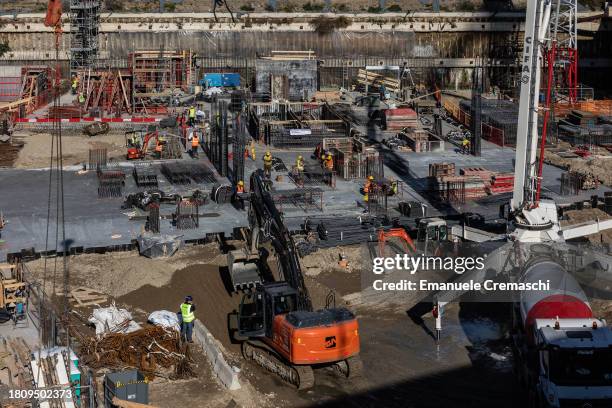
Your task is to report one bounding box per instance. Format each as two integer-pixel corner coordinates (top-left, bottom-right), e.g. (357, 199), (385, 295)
(248, 170), (312, 310)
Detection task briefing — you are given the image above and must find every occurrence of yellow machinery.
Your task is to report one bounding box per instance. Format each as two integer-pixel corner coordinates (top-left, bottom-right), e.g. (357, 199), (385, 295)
(0, 262), (27, 322)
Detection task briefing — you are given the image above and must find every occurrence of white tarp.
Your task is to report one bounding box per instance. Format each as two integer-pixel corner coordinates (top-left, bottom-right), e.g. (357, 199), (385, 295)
(88, 304), (141, 337)
(148, 310), (180, 332)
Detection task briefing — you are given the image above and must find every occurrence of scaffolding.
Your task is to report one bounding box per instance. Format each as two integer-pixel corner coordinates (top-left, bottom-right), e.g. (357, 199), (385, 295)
(70, 0), (101, 73)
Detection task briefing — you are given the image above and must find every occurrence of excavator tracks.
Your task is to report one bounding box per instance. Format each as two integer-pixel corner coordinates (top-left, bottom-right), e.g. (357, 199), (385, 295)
(334, 355), (364, 379)
(242, 341), (315, 390)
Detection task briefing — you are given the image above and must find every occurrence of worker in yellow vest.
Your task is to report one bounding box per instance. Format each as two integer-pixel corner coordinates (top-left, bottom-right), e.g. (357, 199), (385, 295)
(263, 150), (273, 178)
(295, 155), (305, 186)
(179, 295), (196, 343)
(71, 75), (78, 95)
(191, 133), (199, 158)
(324, 153), (334, 171)
(188, 106), (196, 126)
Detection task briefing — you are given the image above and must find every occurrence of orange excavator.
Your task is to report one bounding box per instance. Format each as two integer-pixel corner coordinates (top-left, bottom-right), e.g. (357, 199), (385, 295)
(230, 170), (362, 389)
(378, 227), (416, 257)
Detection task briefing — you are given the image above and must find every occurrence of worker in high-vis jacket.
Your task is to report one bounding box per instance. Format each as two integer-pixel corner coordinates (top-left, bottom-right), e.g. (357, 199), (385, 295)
(263, 150), (273, 178)
(71, 75), (78, 95)
(188, 106), (196, 126)
(179, 295), (196, 343)
(191, 133), (199, 158)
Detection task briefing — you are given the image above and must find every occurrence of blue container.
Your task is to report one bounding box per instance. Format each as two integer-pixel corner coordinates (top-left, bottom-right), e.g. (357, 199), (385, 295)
(201, 73), (241, 88)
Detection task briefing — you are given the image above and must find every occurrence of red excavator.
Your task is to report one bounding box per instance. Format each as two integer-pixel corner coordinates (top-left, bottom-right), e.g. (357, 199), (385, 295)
(126, 131), (163, 160)
(229, 170), (362, 389)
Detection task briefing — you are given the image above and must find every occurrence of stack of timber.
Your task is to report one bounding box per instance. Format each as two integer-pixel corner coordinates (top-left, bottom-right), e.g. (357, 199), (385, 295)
(429, 162), (455, 178)
(357, 69), (400, 93)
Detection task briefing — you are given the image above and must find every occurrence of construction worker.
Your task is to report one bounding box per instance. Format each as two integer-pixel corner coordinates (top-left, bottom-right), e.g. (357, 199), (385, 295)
(364, 175), (374, 195)
(461, 137), (471, 154)
(129, 133), (140, 148)
(295, 155), (305, 186)
(188, 105), (196, 126)
(389, 179), (399, 196)
(263, 150), (273, 178)
(236, 180), (245, 193)
(191, 132), (199, 158)
(78, 92), (85, 106)
(296, 155), (304, 172)
(179, 296), (196, 343)
(154, 142), (163, 159)
(158, 132), (167, 145)
(71, 75), (78, 95)
(250, 142), (256, 161)
(324, 153), (334, 171)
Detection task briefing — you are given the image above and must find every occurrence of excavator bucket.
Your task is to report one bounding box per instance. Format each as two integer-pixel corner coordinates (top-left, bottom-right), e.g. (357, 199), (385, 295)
(228, 250), (261, 291)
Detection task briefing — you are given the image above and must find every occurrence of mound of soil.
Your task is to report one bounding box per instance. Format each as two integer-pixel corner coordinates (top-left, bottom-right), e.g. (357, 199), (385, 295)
(118, 264), (242, 352)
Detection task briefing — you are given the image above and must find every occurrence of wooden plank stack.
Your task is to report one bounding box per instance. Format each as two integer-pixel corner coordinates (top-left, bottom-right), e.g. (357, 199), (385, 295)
(357, 69), (400, 93)
(383, 108), (418, 130)
(429, 162), (455, 177)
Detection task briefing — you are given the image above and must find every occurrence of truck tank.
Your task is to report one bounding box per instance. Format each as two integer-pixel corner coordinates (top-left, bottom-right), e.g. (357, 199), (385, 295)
(519, 260), (592, 330)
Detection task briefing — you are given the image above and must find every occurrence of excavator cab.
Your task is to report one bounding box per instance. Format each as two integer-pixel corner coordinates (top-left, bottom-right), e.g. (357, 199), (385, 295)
(417, 218), (448, 242)
(238, 283), (298, 338)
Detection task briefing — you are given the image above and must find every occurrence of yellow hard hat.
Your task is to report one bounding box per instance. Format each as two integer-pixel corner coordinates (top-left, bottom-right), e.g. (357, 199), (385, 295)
(368, 175), (374, 181)
(327, 154), (332, 159)
(265, 151), (271, 156)
(297, 155), (303, 160)
(238, 180), (244, 186)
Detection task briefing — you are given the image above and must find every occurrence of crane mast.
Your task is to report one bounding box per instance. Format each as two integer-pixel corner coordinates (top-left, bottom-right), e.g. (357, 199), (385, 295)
(512, 0), (553, 212)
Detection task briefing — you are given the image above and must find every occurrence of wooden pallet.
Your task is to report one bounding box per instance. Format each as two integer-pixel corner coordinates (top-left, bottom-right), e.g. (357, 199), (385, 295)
(69, 287), (109, 307)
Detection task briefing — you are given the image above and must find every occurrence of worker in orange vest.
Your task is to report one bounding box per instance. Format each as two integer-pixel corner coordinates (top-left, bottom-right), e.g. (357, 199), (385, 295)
(236, 180), (245, 193)
(364, 175), (374, 194)
(191, 133), (199, 158)
(155, 142), (163, 159)
(324, 153), (334, 171)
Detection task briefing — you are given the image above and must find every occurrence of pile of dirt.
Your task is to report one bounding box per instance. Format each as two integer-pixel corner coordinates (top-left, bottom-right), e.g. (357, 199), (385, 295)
(543, 144), (612, 187)
(25, 244), (224, 297)
(118, 264), (242, 353)
(14, 132), (129, 169)
(561, 208), (612, 244)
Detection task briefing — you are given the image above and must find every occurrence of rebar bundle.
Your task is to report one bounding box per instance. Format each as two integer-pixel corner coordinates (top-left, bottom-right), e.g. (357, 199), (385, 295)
(97, 168), (125, 198)
(188, 162), (216, 184)
(175, 200), (199, 229)
(232, 114), (247, 185)
(89, 147), (107, 170)
(133, 162), (158, 188)
(305, 215), (386, 248)
(147, 203), (160, 233)
(269, 188), (324, 212)
(161, 162), (191, 185)
(79, 326), (194, 379)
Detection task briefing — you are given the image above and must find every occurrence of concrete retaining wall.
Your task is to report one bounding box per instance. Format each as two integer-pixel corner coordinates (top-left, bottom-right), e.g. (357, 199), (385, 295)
(193, 319), (241, 390)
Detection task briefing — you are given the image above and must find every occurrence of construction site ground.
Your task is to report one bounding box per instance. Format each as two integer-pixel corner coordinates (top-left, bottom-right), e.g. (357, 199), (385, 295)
(15, 242), (611, 407)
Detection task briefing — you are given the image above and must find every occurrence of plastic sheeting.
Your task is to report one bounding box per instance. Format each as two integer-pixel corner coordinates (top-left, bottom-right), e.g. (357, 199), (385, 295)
(88, 304), (142, 337)
(137, 233), (184, 258)
(148, 310), (180, 332)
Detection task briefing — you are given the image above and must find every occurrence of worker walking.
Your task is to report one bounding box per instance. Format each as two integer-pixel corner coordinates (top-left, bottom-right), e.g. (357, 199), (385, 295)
(191, 133), (200, 158)
(179, 296), (196, 343)
(188, 105), (196, 126)
(263, 150), (273, 178)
